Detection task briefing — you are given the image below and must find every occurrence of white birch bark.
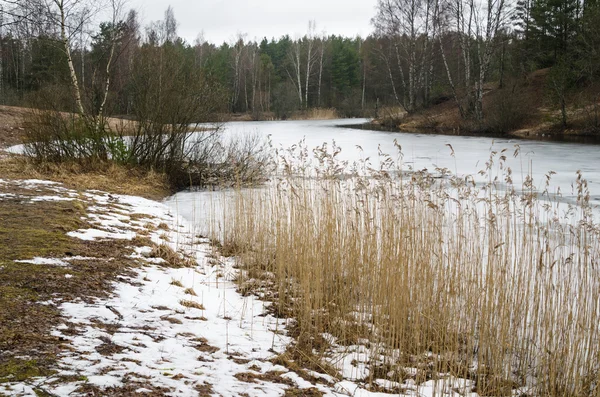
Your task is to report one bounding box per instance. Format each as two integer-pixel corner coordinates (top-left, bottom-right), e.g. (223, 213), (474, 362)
(55, 0), (86, 115)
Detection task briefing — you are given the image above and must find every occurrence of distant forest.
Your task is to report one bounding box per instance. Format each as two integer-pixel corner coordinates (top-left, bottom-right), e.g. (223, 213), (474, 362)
(0, 0), (599, 126)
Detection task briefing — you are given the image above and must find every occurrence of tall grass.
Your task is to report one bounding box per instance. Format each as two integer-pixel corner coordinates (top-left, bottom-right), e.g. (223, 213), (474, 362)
(222, 142), (600, 395)
(289, 108), (339, 120)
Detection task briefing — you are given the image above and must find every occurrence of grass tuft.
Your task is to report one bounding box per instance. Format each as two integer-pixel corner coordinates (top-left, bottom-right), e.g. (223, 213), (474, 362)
(179, 300), (205, 310)
(150, 244), (195, 268)
(184, 288), (197, 296)
(170, 279), (184, 288)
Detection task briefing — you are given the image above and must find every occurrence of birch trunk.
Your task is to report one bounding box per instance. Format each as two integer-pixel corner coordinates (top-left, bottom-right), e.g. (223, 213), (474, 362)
(295, 44), (302, 107)
(287, 40), (303, 107)
(305, 38), (313, 108)
(96, 31), (117, 129)
(56, 0), (86, 116)
(317, 39), (324, 107)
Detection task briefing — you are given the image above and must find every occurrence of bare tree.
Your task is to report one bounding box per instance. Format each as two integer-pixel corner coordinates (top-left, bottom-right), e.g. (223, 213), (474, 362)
(317, 31), (326, 107)
(246, 41), (258, 112)
(0, 6), (4, 96)
(286, 36), (303, 107)
(230, 34), (245, 111)
(38, 0), (101, 115)
(0, 0), (41, 28)
(304, 20), (318, 108)
(375, 39), (404, 107)
(163, 5), (177, 43)
(439, 0), (512, 120)
(94, 0), (126, 128)
(373, 0), (438, 112)
(193, 31), (206, 66)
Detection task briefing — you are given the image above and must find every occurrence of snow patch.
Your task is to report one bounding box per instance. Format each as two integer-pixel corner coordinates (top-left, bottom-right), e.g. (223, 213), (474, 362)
(14, 257), (69, 267)
(67, 228), (136, 241)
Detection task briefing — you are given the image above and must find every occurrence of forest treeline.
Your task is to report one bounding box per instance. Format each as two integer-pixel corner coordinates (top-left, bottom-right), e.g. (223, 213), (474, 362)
(0, 0), (599, 130)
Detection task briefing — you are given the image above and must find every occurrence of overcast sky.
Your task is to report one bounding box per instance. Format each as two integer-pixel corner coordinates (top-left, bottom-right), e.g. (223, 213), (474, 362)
(126, 0), (378, 45)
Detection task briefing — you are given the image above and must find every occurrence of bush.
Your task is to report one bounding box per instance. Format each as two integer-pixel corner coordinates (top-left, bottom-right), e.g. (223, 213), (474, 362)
(22, 109), (272, 190)
(377, 106), (407, 128)
(23, 110), (117, 165)
(484, 88), (530, 134)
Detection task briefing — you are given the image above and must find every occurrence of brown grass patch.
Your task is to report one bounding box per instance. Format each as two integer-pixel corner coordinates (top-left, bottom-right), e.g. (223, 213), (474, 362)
(95, 336), (128, 356)
(160, 315), (183, 325)
(74, 379), (171, 396)
(192, 337), (219, 354)
(150, 244), (195, 268)
(0, 105), (138, 150)
(0, 156), (170, 200)
(284, 387), (324, 396)
(271, 350), (338, 386)
(234, 371), (295, 386)
(195, 382), (214, 396)
(179, 300), (205, 310)
(0, 105), (28, 149)
(289, 108), (338, 121)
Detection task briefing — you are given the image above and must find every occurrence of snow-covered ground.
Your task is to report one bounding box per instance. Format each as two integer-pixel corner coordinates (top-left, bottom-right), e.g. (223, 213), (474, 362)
(1, 179), (480, 397)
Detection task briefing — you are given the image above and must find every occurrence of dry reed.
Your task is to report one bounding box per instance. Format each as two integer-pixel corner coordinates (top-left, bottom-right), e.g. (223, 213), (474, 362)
(220, 141), (600, 396)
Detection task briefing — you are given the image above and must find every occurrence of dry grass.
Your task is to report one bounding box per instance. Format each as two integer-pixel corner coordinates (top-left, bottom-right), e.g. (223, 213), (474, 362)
(222, 144), (600, 395)
(179, 300), (205, 310)
(382, 68), (600, 140)
(170, 279), (184, 288)
(289, 108), (339, 121)
(234, 371), (295, 386)
(149, 244), (195, 268)
(0, 105), (28, 149)
(0, 155), (170, 200)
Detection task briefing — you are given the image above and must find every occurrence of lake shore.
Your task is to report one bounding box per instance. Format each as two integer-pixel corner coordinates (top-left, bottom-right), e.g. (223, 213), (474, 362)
(347, 120), (600, 144)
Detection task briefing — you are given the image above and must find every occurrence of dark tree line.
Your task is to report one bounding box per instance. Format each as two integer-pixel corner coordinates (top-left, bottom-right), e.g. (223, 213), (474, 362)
(0, 0), (599, 129)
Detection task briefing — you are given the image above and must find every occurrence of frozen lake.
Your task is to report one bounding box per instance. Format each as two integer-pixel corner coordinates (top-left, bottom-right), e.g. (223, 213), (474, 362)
(165, 118), (600, 229)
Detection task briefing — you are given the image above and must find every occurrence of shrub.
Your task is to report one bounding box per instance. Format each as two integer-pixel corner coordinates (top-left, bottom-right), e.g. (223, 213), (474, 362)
(484, 88), (530, 133)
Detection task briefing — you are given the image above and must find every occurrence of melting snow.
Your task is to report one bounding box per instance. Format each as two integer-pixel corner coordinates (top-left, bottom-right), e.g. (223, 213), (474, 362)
(14, 257), (69, 267)
(0, 179), (481, 397)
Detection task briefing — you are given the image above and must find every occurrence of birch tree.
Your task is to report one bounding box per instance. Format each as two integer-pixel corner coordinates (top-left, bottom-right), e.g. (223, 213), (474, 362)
(304, 20), (318, 108)
(373, 0), (438, 111)
(44, 0), (95, 115)
(230, 35), (245, 111)
(317, 32), (326, 107)
(92, 0), (125, 127)
(441, 0), (512, 120)
(286, 37), (303, 107)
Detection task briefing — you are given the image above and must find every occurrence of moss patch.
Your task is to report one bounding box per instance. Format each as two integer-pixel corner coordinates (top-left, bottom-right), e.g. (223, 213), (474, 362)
(0, 198), (85, 261)
(0, 358), (56, 384)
